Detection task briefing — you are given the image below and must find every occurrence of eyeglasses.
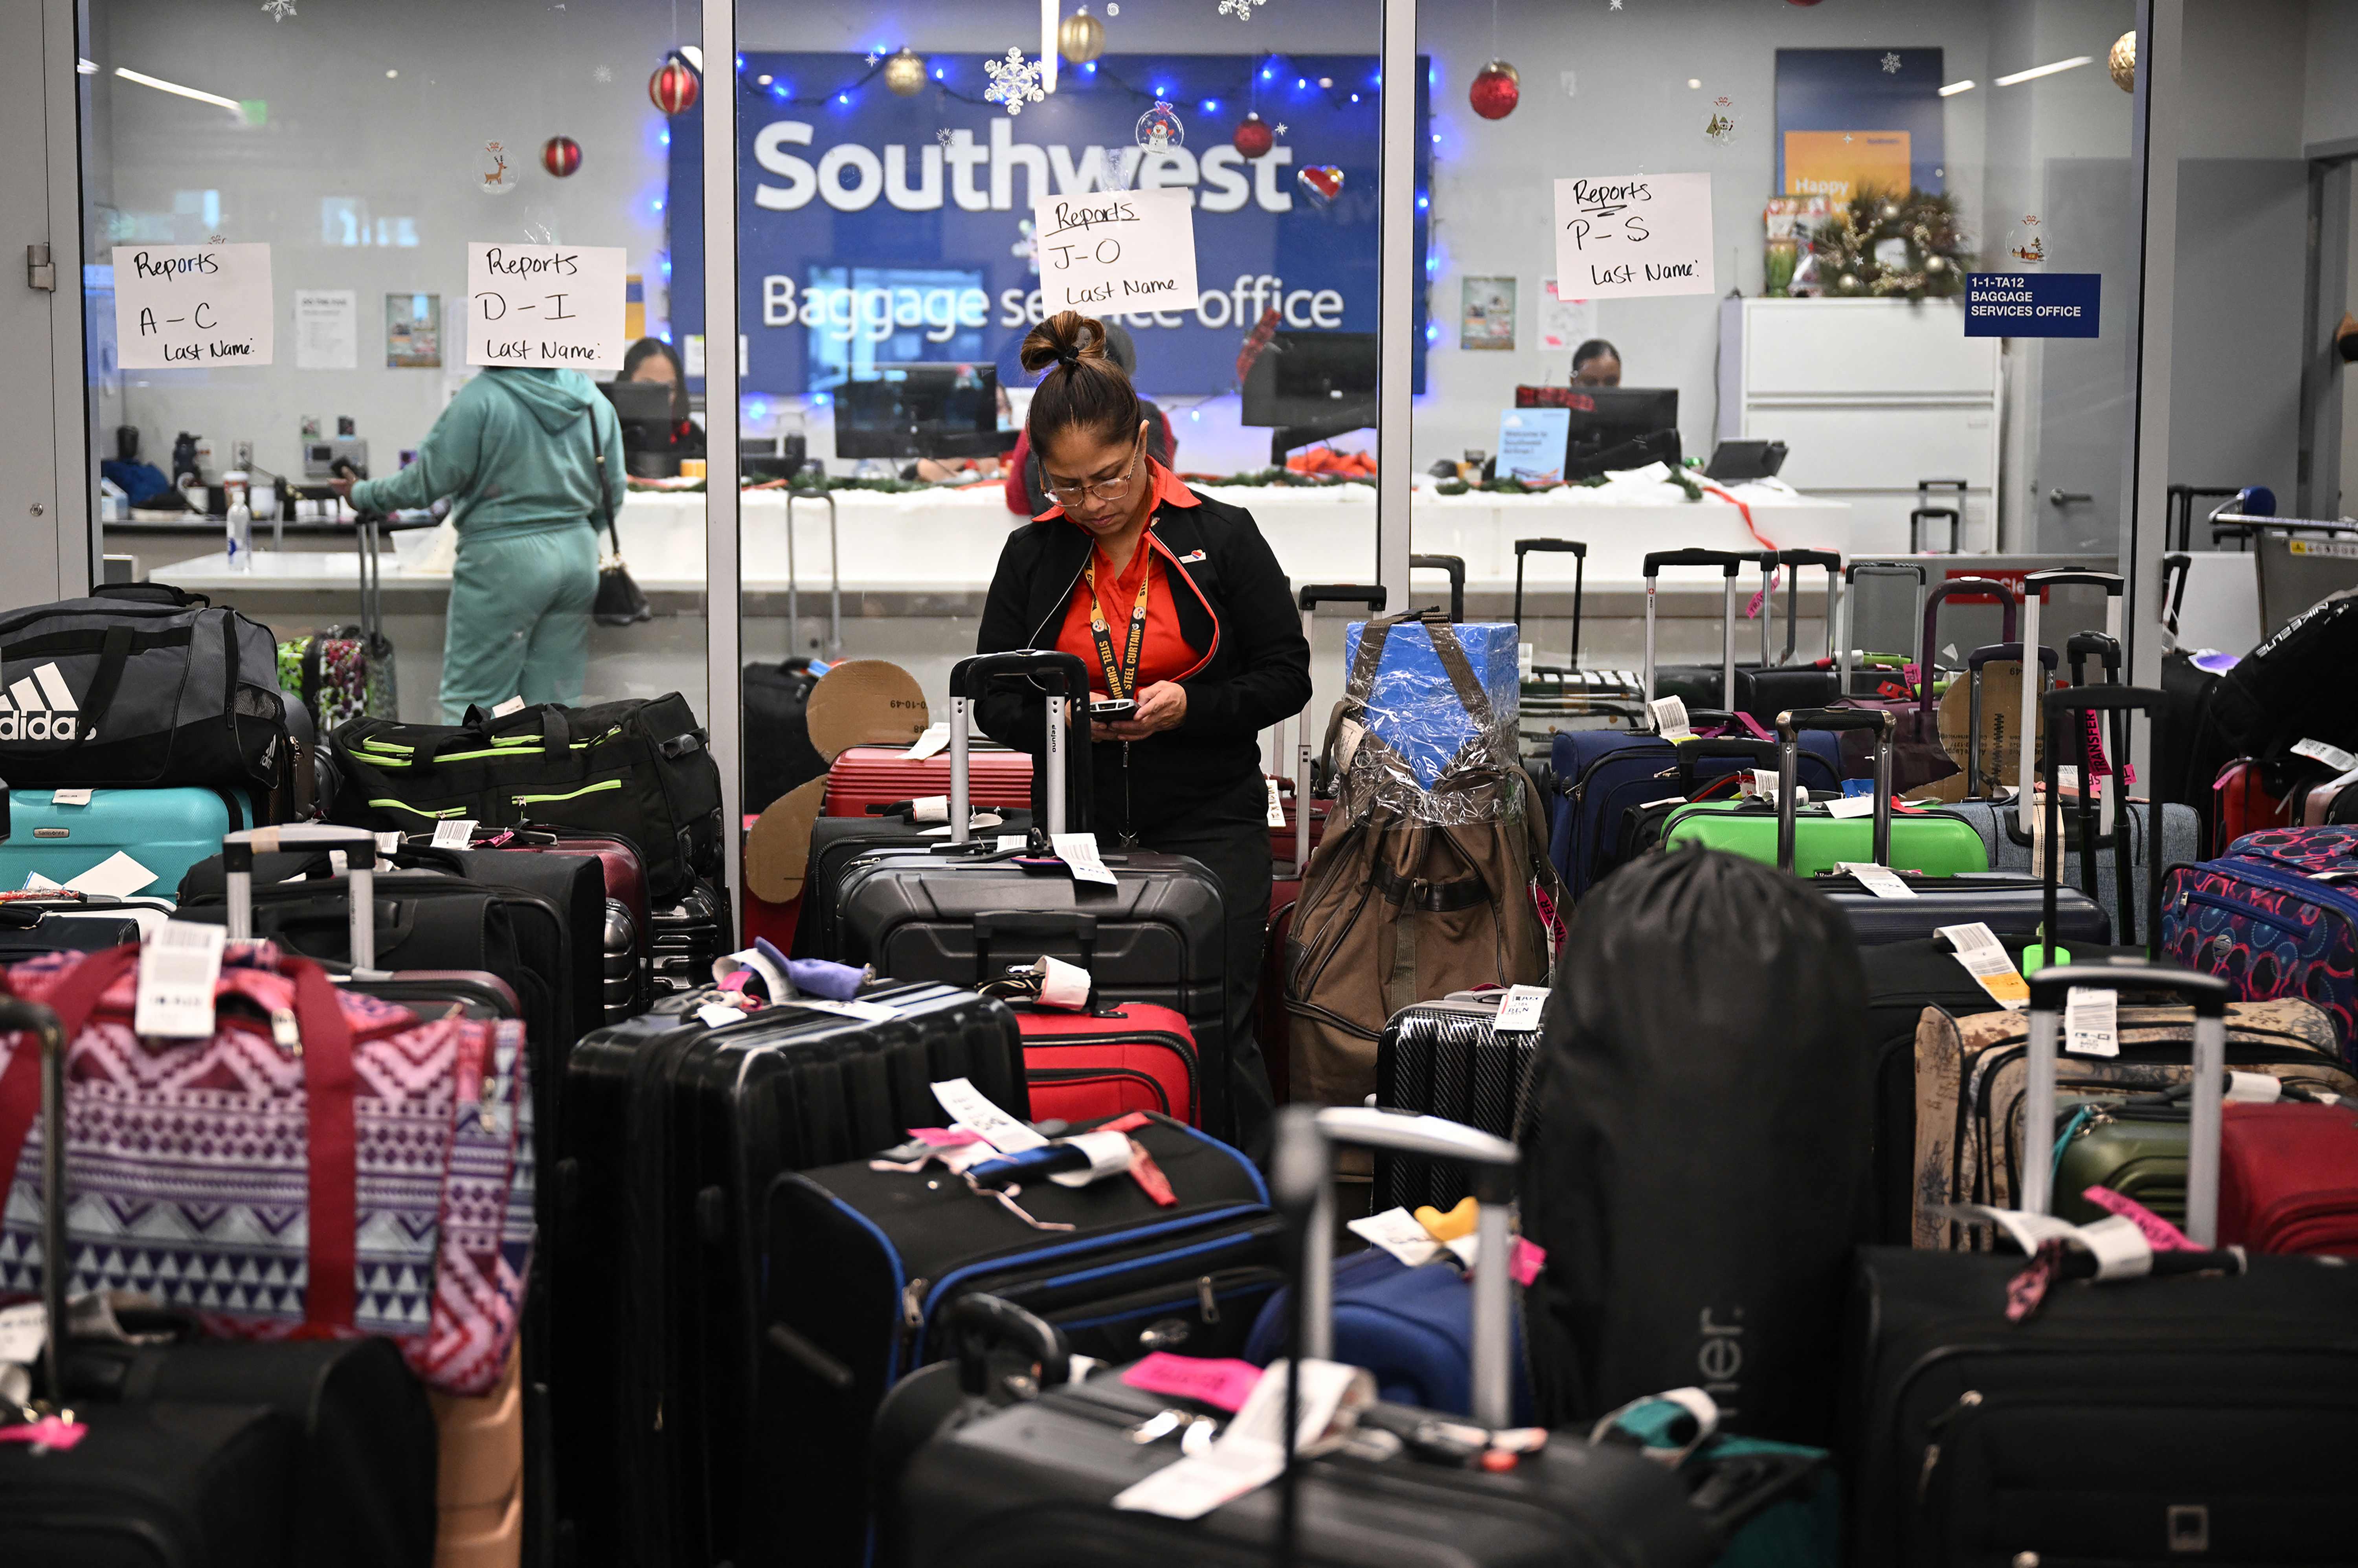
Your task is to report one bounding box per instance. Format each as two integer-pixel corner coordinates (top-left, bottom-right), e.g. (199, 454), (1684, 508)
(1044, 439), (1142, 505)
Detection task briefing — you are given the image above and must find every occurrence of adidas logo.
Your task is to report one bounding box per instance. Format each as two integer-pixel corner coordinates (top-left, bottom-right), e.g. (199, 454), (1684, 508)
(0, 662), (83, 742)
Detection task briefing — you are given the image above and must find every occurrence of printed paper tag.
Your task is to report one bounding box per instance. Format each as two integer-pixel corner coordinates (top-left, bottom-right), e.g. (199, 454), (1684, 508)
(430, 818), (479, 849)
(1337, 717), (1367, 776)
(1028, 954), (1093, 1010)
(696, 1003), (747, 1028)
(909, 795), (949, 824)
(1750, 768), (1778, 803)
(374, 832), (402, 860)
(1051, 832), (1119, 887)
(491, 695), (526, 717)
(50, 789), (92, 807)
(931, 1075), (1049, 1152)
(2077, 1213), (2153, 1280)
(2293, 737), (2358, 773)
(0, 1300), (45, 1365)
(1940, 1203), (2081, 1257)
(995, 833), (1028, 853)
(1493, 983), (1550, 1034)
(791, 996), (900, 1023)
(1048, 1129), (1137, 1187)
(134, 921), (227, 1038)
(1836, 862), (1917, 899)
(1649, 695), (1691, 739)
(2064, 986), (2119, 1057)
(66, 851), (157, 899)
(902, 722), (951, 761)
(1938, 922), (2029, 1009)
(1347, 1207), (1448, 1268)
(1825, 793), (1877, 820)
(1114, 1358), (1370, 1520)
(1265, 778), (1287, 829)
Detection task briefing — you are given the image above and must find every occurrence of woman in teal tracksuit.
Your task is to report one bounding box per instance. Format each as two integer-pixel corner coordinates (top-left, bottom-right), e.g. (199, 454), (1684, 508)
(331, 367), (626, 723)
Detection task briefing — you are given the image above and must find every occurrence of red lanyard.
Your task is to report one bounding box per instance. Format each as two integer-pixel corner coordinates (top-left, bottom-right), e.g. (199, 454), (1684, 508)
(1083, 549), (1154, 700)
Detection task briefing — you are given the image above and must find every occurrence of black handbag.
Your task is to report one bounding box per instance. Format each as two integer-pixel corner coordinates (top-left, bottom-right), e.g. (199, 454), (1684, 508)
(589, 418), (653, 627)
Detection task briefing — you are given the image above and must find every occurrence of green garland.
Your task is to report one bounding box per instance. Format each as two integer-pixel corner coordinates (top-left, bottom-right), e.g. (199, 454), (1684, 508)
(1807, 187), (1973, 301)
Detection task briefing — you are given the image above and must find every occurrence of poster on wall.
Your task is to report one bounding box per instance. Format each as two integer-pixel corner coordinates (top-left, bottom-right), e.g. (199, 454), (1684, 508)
(294, 289), (358, 370)
(385, 293), (442, 368)
(1773, 48), (1945, 198)
(465, 244), (627, 370)
(1781, 131), (1910, 204)
(112, 242), (275, 369)
(1552, 173), (1715, 300)
(1497, 407), (1569, 482)
(1538, 279), (1595, 354)
(666, 52), (1431, 396)
(1460, 277), (1516, 350)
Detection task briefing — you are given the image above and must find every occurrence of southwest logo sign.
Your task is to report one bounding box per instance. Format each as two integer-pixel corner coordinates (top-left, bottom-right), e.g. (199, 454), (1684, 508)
(0, 662), (84, 741)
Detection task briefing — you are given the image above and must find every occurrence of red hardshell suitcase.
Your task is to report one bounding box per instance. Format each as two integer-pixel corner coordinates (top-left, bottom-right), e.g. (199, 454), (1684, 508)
(2219, 1100), (2358, 1255)
(1012, 1001), (1197, 1124)
(822, 743), (1033, 818)
(2213, 756), (2286, 849)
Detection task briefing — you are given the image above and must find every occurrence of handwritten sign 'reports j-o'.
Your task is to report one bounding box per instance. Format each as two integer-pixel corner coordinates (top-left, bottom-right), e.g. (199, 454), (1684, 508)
(1032, 187), (1199, 319)
(1551, 173), (1715, 301)
(467, 243), (627, 370)
(113, 244), (275, 369)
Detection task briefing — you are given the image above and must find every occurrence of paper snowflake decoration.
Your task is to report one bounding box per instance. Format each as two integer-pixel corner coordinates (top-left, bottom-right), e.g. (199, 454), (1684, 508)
(1219, 0), (1266, 19)
(937, 128), (956, 149)
(865, 49), (883, 67)
(984, 47), (1047, 115)
(1275, 122), (1288, 134)
(260, 0), (296, 18)
(593, 65), (613, 83)
(1881, 51), (1902, 73)
(1608, 0), (1623, 10)
(1104, 3), (1118, 13)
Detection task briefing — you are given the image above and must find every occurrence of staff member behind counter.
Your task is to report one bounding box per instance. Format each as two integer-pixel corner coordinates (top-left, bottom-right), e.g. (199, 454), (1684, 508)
(616, 337), (707, 467)
(975, 310), (1309, 1158)
(1570, 337), (1622, 387)
(331, 366), (624, 723)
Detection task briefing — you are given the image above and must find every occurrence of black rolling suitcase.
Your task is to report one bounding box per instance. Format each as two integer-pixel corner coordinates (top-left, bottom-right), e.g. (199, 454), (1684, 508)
(1847, 963), (2358, 1566)
(832, 651), (1236, 1138)
(773, 1106), (1279, 1568)
(876, 1106), (1731, 1568)
(1372, 988), (1540, 1214)
(550, 978), (1029, 1568)
(792, 799), (1035, 961)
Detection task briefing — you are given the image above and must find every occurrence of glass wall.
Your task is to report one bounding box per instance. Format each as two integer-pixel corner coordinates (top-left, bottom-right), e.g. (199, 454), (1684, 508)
(81, 0), (707, 734)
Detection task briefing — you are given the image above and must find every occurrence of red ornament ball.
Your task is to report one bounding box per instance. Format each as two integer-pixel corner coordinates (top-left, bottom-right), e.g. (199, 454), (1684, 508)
(1469, 60), (1520, 121)
(649, 59), (700, 115)
(1232, 112), (1274, 160)
(542, 136), (582, 178)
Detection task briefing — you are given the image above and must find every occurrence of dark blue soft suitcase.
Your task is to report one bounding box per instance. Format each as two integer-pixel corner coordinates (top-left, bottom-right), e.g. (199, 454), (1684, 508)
(1550, 729), (1840, 896)
(0, 785), (264, 899)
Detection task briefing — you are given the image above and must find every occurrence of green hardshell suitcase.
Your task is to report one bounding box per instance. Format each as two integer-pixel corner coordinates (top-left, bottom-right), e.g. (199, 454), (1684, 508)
(2047, 1094), (2189, 1228)
(1659, 796), (1990, 878)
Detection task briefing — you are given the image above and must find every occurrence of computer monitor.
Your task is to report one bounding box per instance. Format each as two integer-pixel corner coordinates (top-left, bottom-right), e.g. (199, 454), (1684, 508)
(832, 363), (1012, 461)
(598, 379), (675, 432)
(1241, 332), (1379, 464)
(1513, 385), (1680, 479)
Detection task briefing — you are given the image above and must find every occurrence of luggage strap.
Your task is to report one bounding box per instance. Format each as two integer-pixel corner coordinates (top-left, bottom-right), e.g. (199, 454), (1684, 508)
(0, 946), (360, 1333)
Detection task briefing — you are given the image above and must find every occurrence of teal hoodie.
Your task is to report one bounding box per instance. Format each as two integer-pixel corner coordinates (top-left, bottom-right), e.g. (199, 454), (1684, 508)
(351, 367), (626, 539)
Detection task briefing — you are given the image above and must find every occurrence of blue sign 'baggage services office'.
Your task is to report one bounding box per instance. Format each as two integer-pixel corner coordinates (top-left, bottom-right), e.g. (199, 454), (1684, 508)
(667, 53), (1430, 397)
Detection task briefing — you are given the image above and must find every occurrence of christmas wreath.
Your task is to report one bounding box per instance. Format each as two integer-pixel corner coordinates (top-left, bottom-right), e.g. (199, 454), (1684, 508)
(1807, 187), (1972, 300)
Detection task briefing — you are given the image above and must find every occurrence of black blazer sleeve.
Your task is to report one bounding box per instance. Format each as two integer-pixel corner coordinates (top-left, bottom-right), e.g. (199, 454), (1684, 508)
(1176, 510), (1311, 741)
(974, 529), (1051, 753)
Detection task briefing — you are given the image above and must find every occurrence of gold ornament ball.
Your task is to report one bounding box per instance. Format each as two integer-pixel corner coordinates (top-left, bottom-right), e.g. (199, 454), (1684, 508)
(883, 48), (926, 95)
(1925, 255), (1946, 272)
(2109, 31), (2136, 92)
(1838, 272), (1861, 293)
(1060, 7), (1106, 65)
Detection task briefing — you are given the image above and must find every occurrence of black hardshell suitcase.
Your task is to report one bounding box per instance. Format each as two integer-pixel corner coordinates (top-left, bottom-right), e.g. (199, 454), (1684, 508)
(768, 1110), (1280, 1568)
(877, 1107), (1726, 1568)
(792, 801), (1036, 961)
(1373, 989), (1537, 1214)
(1847, 963), (2358, 1566)
(550, 979), (1029, 1568)
(831, 651), (1236, 1138)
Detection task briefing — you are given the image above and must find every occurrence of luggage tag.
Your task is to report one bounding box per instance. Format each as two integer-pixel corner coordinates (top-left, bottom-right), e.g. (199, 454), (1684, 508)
(1049, 832), (1120, 888)
(930, 1076), (1049, 1152)
(2293, 737), (2358, 772)
(1491, 983), (1549, 1034)
(1265, 778), (1287, 829)
(1113, 1357), (1374, 1520)
(1824, 793), (1877, 820)
(2064, 986), (2119, 1057)
(491, 695), (527, 717)
(50, 788), (92, 807)
(902, 722), (952, 761)
(1010, 954), (1093, 1011)
(1649, 696), (1692, 740)
(134, 921), (226, 1038)
(65, 852), (158, 899)
(1835, 862), (1916, 899)
(430, 818), (479, 849)
(1936, 922), (2029, 1010)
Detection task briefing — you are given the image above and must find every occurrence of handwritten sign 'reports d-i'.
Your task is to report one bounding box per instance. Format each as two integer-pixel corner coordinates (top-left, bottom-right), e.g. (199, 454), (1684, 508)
(1551, 173), (1715, 301)
(467, 243), (627, 370)
(113, 244), (275, 369)
(1032, 187), (1199, 319)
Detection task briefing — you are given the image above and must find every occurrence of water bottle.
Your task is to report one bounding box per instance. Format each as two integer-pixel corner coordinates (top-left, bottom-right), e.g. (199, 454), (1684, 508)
(224, 477), (253, 572)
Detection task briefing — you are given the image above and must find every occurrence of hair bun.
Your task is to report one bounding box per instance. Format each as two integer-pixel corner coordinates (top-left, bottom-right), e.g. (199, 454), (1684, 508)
(1020, 310), (1109, 377)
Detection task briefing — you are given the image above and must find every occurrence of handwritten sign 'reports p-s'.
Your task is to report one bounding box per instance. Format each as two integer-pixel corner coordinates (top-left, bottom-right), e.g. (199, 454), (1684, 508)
(466, 243), (627, 370)
(1032, 188), (1199, 318)
(1552, 173), (1715, 301)
(113, 244), (275, 369)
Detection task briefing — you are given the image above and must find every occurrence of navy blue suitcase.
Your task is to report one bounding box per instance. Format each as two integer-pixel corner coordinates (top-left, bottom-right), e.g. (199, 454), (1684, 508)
(1551, 728), (1841, 897)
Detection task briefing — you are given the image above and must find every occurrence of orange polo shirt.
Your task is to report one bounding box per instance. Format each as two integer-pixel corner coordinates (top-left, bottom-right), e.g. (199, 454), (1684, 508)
(1047, 459), (1205, 698)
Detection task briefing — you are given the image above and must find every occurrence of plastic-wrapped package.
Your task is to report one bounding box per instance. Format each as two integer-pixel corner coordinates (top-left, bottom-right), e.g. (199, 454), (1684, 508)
(1336, 617), (1524, 822)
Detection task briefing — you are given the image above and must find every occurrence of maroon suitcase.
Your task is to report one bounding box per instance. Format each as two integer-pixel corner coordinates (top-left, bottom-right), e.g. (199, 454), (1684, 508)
(417, 823), (654, 1025)
(821, 743), (1032, 818)
(2219, 1100), (2358, 1255)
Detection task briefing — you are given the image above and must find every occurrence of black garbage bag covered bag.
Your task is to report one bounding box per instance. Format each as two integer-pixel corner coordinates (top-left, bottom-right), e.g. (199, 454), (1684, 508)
(1520, 847), (1871, 1445)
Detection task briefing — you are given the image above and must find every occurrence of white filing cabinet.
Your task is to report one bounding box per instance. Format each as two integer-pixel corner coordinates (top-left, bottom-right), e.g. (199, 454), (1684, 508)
(1717, 297), (2001, 555)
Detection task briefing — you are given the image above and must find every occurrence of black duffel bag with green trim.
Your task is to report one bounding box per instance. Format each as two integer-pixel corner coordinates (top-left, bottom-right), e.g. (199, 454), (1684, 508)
(327, 693), (722, 901)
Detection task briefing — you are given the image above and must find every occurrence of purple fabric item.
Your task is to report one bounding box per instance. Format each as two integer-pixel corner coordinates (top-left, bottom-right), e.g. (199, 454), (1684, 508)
(758, 937), (866, 1001)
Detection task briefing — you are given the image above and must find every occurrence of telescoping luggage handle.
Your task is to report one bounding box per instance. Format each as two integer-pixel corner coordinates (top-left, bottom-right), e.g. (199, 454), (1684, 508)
(947, 649), (1091, 846)
(1408, 555), (1465, 625)
(1766, 548), (1842, 669)
(1774, 707), (1892, 873)
(0, 997), (69, 1416)
(784, 486), (845, 660)
(1839, 561), (1928, 696)
(222, 823), (385, 967)
(1962, 643), (2059, 800)
(1512, 539), (1586, 668)
(1641, 548), (1747, 717)
(1286, 585), (1388, 876)
(2038, 684), (2170, 965)
(2020, 965), (2231, 1244)
(1914, 578), (2020, 720)
(2013, 570), (2125, 840)
(1278, 1104), (1520, 1431)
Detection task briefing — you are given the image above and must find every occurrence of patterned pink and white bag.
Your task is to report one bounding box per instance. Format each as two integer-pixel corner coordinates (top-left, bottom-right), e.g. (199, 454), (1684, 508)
(0, 940), (532, 1396)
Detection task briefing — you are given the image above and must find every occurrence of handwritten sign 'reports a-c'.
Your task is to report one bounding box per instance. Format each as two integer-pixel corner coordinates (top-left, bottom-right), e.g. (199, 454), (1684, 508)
(113, 244), (275, 369)
(466, 243), (627, 370)
(1551, 173), (1715, 301)
(1032, 187), (1199, 318)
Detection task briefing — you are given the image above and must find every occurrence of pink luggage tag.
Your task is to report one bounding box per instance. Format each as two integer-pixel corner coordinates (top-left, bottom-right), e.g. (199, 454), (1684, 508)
(2078, 1186), (2197, 1251)
(1122, 1353), (1263, 1413)
(0, 1415), (87, 1451)
(1510, 1237), (1547, 1287)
